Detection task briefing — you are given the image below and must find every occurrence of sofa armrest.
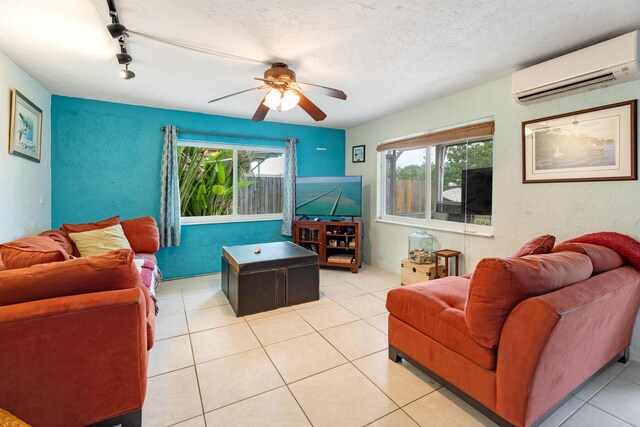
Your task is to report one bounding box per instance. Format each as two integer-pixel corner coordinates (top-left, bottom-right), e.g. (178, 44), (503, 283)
(0, 288), (149, 427)
(496, 266), (640, 427)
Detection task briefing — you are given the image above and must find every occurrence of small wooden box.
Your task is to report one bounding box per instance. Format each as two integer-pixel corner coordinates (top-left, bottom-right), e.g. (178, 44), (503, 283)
(401, 259), (446, 285)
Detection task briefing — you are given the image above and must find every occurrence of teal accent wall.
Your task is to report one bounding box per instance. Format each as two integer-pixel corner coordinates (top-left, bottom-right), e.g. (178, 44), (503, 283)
(51, 96), (345, 279)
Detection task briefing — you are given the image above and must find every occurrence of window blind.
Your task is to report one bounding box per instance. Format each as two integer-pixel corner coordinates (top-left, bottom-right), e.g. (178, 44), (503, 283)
(376, 120), (495, 152)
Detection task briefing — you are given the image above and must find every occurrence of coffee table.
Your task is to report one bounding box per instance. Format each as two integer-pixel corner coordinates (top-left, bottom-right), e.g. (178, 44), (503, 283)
(221, 241), (319, 316)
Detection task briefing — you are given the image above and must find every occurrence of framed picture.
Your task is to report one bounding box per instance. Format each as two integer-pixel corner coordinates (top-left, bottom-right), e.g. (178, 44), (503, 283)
(352, 145), (365, 163)
(9, 89), (42, 162)
(522, 100), (636, 183)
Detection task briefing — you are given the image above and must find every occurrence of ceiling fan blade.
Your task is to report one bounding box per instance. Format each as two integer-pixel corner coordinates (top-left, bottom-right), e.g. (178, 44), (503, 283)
(208, 86), (265, 103)
(252, 96), (270, 122)
(296, 91), (327, 122)
(298, 82), (347, 100)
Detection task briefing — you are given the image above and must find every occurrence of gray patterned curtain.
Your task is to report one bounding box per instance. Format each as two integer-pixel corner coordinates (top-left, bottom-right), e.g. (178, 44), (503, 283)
(160, 125), (181, 247)
(281, 138), (297, 236)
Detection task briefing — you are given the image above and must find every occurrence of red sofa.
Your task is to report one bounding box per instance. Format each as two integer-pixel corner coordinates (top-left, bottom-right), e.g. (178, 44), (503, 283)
(0, 216), (160, 427)
(387, 238), (640, 427)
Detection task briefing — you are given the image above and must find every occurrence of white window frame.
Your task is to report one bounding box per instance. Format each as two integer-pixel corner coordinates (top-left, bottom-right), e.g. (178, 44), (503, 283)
(377, 140), (494, 237)
(178, 141), (285, 225)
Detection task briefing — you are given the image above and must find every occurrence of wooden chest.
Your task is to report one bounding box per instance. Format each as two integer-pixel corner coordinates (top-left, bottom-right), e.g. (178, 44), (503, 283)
(400, 259), (446, 285)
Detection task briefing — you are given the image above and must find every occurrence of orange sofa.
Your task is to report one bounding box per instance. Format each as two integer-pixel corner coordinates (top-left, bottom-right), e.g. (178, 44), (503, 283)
(0, 216), (160, 427)
(387, 239), (640, 427)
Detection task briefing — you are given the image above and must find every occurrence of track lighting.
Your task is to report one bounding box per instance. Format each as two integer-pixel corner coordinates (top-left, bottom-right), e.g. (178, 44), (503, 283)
(116, 53), (132, 65)
(107, 23), (127, 38)
(120, 64), (135, 80)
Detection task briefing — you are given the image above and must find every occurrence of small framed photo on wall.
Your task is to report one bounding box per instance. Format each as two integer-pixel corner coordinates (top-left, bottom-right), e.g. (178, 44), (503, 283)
(352, 145), (365, 163)
(9, 89), (42, 162)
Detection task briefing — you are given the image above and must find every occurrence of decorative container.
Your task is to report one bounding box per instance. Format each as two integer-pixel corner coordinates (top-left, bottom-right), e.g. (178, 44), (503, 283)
(408, 230), (433, 264)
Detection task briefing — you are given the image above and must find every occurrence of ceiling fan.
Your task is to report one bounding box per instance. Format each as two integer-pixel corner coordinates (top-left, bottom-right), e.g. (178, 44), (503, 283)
(208, 63), (347, 122)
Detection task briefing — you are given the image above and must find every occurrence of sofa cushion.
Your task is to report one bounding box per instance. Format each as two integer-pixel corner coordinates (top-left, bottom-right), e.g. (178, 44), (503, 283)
(511, 235), (555, 257)
(0, 236), (70, 270)
(553, 242), (625, 275)
(38, 230), (75, 256)
(68, 224), (132, 257)
(466, 252), (593, 349)
(121, 216), (160, 254)
(0, 249), (143, 307)
(61, 216), (120, 256)
(387, 277), (497, 369)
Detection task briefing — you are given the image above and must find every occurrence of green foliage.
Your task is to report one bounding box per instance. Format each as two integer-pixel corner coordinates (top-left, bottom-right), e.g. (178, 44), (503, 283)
(178, 146), (253, 216)
(396, 164), (425, 180)
(442, 141), (492, 188)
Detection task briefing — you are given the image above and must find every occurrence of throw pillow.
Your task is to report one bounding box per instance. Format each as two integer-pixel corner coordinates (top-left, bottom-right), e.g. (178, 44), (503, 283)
(511, 234), (555, 257)
(68, 224), (132, 257)
(121, 216), (160, 253)
(60, 215), (120, 256)
(0, 236), (70, 269)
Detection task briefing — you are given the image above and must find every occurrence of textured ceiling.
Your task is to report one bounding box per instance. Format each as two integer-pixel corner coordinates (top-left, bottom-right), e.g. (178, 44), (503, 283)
(0, 0), (639, 129)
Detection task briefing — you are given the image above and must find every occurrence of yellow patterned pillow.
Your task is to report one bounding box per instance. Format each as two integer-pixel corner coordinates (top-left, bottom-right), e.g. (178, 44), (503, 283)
(67, 224), (132, 257)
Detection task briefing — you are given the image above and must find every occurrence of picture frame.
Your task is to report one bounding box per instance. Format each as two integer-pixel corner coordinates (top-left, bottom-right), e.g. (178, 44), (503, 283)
(9, 89), (42, 162)
(522, 100), (636, 183)
(352, 145), (365, 163)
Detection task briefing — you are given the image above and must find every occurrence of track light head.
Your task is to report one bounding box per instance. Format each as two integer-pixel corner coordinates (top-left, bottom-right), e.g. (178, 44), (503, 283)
(107, 23), (127, 38)
(120, 64), (135, 80)
(116, 53), (132, 65)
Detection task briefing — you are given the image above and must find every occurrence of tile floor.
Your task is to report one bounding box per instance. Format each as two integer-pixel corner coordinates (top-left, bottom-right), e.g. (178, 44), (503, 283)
(145, 264), (640, 427)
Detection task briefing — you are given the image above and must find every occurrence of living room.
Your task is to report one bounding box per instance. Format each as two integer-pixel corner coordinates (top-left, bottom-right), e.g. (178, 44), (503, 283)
(1, 1), (640, 426)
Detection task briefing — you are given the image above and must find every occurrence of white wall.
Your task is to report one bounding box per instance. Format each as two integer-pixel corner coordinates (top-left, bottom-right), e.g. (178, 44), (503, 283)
(346, 76), (640, 357)
(0, 51), (51, 241)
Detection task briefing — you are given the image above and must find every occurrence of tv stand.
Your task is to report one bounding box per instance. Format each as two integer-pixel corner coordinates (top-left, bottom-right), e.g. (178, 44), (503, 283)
(293, 220), (362, 273)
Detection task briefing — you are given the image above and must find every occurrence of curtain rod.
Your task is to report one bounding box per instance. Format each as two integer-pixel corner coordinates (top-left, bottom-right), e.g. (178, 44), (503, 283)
(160, 127), (297, 143)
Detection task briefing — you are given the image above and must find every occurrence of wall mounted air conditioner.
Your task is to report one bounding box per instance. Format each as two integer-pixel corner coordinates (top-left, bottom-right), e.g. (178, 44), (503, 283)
(512, 30), (639, 104)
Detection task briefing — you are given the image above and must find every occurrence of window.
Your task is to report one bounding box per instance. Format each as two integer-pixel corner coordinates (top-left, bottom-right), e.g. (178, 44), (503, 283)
(380, 138), (493, 232)
(178, 142), (284, 223)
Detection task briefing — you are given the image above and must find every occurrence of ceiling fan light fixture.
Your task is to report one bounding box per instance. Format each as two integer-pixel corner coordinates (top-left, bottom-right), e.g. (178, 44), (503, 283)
(120, 64), (135, 80)
(263, 89), (283, 110)
(280, 90), (300, 111)
(107, 23), (128, 39)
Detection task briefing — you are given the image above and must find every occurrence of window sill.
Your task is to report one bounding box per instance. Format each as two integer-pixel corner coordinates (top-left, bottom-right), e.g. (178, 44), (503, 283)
(182, 214), (283, 225)
(375, 217), (494, 237)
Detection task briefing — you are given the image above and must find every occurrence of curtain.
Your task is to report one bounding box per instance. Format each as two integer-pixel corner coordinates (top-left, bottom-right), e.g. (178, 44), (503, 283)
(159, 125), (181, 247)
(280, 137), (297, 236)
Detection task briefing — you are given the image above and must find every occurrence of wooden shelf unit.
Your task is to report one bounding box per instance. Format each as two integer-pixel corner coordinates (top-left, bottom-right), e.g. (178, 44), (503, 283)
(293, 220), (362, 273)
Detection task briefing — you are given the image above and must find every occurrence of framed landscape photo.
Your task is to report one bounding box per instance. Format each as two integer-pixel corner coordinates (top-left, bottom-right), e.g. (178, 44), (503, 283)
(352, 145), (365, 163)
(522, 100), (636, 183)
(9, 89), (42, 162)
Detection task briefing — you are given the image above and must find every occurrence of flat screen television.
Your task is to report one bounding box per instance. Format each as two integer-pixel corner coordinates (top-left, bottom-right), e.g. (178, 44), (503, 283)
(460, 168), (492, 215)
(296, 176), (362, 217)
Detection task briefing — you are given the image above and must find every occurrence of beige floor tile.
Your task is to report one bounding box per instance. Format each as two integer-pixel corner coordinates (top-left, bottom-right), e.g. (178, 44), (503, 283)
(574, 362), (625, 400)
(204, 386), (311, 427)
(183, 288), (229, 312)
(180, 277), (222, 296)
(368, 410), (419, 427)
(353, 350), (439, 406)
(197, 348), (284, 412)
(186, 304), (244, 333)
(338, 293), (387, 318)
(290, 290), (332, 310)
(172, 416), (206, 427)
(148, 335), (194, 377)
(142, 367), (202, 427)
(159, 296), (185, 316)
(589, 377), (640, 425)
(537, 396), (585, 427)
(562, 403), (631, 427)
(156, 281), (182, 300)
(364, 313), (389, 335)
(619, 361), (640, 386)
(244, 306), (293, 321)
(295, 301), (359, 330)
(320, 320), (387, 360)
(371, 286), (401, 302)
(403, 388), (497, 426)
(248, 311), (315, 346)
(155, 312), (189, 340)
(320, 281), (367, 300)
(319, 268), (352, 285)
(264, 333), (347, 383)
(191, 322), (261, 364)
(350, 277), (400, 293)
(289, 364), (397, 427)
